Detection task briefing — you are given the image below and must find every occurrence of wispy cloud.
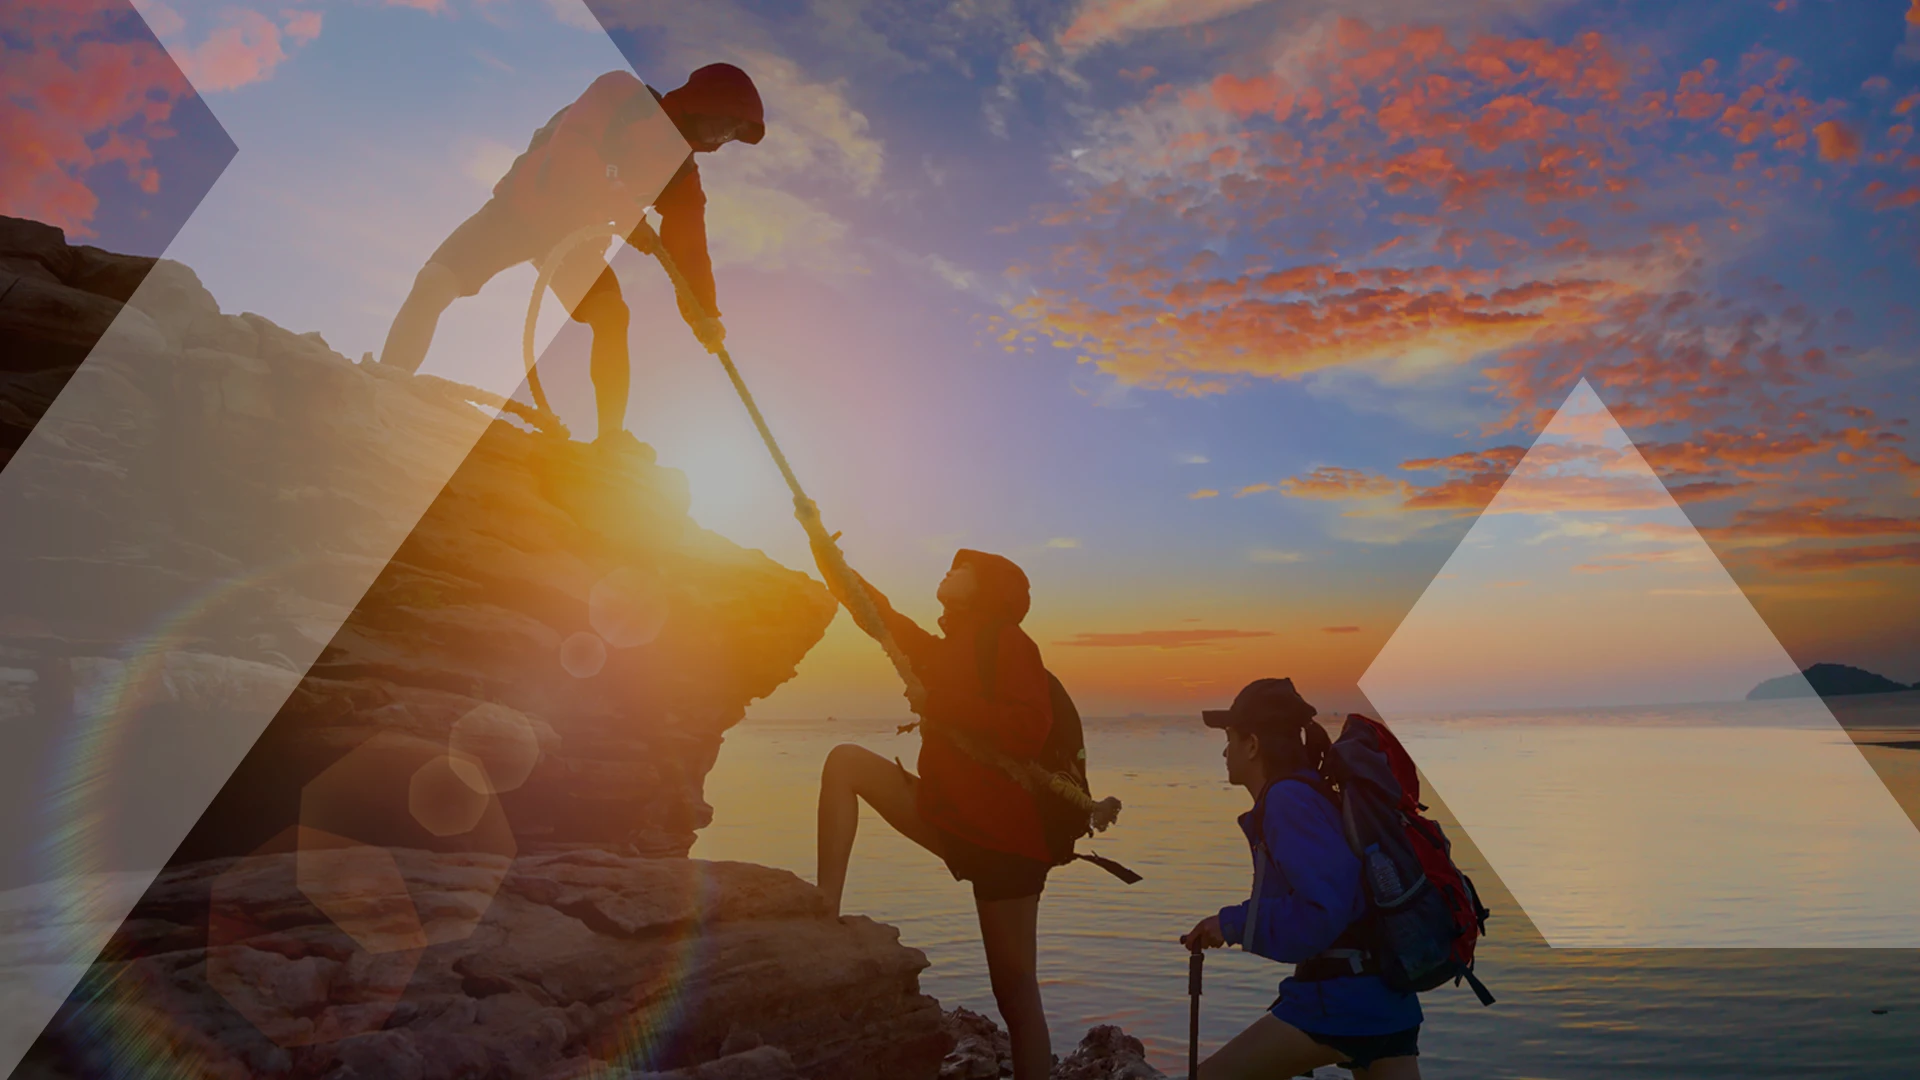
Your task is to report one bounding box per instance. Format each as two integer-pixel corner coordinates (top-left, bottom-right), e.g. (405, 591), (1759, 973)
(1248, 548), (1306, 563)
(1055, 627), (1275, 649)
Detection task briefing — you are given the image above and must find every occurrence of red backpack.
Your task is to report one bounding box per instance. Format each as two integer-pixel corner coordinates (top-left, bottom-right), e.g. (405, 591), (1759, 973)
(1321, 713), (1495, 1005)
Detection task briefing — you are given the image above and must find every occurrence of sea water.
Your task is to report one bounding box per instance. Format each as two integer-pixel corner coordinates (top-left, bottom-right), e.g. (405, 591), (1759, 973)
(695, 711), (1920, 1078)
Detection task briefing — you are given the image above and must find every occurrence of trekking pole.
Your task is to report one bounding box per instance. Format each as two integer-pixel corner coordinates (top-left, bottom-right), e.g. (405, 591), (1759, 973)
(1188, 947), (1204, 1080)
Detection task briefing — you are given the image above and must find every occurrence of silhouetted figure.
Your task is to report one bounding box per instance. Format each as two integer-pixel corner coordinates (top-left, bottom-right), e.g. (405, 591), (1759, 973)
(378, 64), (763, 446)
(1181, 679), (1424, 1080)
(805, 528), (1056, 1080)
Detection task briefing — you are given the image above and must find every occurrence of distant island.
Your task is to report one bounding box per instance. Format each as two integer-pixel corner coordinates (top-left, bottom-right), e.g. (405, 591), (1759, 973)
(1748, 663), (1917, 700)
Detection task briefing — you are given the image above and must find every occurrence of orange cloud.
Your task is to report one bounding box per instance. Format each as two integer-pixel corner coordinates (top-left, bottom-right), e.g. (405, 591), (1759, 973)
(1054, 628), (1275, 649)
(0, 0), (193, 234)
(1814, 119), (1861, 162)
(1572, 549), (1699, 574)
(1717, 499), (1920, 540)
(176, 9), (286, 93)
(1280, 466), (1410, 501)
(1190, 488), (1220, 499)
(1771, 542), (1920, 571)
(1056, 0), (1269, 55)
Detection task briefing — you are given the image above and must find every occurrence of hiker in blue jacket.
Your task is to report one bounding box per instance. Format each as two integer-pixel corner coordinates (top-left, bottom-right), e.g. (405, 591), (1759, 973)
(1180, 678), (1423, 1079)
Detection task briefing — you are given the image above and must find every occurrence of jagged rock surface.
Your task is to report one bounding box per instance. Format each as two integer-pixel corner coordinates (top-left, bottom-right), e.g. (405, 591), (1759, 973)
(19, 851), (947, 1080)
(937, 1009), (1166, 1080)
(1, 213), (839, 862)
(2, 217), (949, 1079)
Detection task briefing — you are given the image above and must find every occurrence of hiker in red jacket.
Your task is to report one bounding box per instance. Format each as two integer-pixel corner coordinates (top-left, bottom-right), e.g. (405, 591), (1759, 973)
(799, 505), (1055, 1080)
(376, 64), (763, 449)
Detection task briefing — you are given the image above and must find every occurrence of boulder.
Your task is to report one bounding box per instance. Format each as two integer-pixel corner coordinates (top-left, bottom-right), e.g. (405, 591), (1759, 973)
(937, 1010), (1166, 1080)
(20, 852), (948, 1080)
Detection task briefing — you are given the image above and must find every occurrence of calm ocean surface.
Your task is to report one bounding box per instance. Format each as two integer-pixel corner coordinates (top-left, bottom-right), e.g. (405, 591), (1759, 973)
(695, 713), (1920, 1078)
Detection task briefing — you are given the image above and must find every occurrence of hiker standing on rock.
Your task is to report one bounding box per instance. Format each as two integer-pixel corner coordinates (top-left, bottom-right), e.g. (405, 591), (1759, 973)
(376, 64), (763, 449)
(798, 505), (1056, 1080)
(1181, 678), (1424, 1080)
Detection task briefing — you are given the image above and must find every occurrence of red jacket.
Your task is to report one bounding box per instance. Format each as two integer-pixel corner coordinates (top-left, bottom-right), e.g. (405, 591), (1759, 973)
(838, 552), (1054, 862)
(493, 71), (725, 315)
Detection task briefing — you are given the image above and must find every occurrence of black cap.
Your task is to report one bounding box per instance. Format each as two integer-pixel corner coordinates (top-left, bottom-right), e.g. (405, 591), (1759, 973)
(1202, 677), (1317, 733)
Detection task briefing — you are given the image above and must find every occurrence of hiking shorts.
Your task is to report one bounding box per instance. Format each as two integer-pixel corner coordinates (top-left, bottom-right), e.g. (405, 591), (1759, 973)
(936, 827), (1051, 904)
(427, 197), (621, 319)
(1300, 1026), (1420, 1070)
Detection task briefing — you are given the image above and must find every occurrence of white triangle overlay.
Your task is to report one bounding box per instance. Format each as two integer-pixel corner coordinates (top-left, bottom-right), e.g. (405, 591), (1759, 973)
(1361, 380), (1920, 947)
(0, 5), (683, 1072)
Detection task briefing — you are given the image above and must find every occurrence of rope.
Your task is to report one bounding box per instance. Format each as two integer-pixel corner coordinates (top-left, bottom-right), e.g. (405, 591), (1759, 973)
(609, 215), (1120, 834)
(523, 222), (633, 423)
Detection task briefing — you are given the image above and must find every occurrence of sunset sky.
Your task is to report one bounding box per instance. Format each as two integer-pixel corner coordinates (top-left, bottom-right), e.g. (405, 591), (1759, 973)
(8, 0), (1919, 719)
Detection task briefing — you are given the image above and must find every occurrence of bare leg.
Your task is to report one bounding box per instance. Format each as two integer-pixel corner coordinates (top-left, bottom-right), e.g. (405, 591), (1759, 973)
(378, 262), (462, 374)
(572, 289), (631, 441)
(1353, 1056), (1421, 1080)
(816, 744), (944, 916)
(1198, 1014), (1344, 1080)
(977, 893), (1051, 1080)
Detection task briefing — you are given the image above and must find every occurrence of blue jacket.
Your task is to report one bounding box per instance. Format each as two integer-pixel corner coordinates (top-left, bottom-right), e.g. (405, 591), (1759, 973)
(1215, 772), (1423, 1036)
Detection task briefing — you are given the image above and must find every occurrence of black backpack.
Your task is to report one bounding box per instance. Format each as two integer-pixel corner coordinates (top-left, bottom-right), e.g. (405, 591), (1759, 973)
(976, 628), (1139, 883)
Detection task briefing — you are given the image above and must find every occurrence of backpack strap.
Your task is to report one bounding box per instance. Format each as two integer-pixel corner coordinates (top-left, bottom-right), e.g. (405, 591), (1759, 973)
(1460, 964), (1497, 1006)
(1292, 948), (1379, 982)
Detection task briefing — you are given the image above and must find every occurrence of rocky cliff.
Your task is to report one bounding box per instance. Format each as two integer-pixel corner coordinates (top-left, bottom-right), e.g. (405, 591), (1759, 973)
(2, 213), (839, 862)
(1, 217), (947, 1079)
(2, 217), (1164, 1080)
(15, 850), (945, 1080)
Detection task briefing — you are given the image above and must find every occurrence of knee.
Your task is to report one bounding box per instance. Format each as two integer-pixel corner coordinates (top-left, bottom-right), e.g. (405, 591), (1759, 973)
(822, 743), (871, 786)
(987, 964), (1039, 1008)
(573, 290), (629, 331)
(409, 262), (462, 310)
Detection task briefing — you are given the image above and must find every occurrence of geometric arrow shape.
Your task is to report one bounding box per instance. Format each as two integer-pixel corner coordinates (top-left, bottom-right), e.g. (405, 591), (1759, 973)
(1362, 379), (1920, 946)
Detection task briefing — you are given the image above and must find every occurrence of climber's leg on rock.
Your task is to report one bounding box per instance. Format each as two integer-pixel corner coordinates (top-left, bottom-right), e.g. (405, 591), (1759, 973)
(817, 743), (943, 916)
(1196, 1015), (1344, 1080)
(977, 893), (1051, 1080)
(568, 268), (632, 443)
(378, 261), (462, 374)
(383, 198), (530, 374)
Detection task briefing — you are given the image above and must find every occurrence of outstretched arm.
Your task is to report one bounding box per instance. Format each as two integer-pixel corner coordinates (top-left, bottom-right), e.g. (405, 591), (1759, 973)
(796, 499), (938, 664)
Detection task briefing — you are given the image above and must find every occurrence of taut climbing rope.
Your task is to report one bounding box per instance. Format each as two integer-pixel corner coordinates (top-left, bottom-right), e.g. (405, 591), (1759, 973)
(520, 215), (1120, 833)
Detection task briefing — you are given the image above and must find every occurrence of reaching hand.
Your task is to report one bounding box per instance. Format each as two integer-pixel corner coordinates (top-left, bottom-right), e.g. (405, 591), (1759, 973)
(1180, 915), (1225, 952)
(690, 315), (726, 354)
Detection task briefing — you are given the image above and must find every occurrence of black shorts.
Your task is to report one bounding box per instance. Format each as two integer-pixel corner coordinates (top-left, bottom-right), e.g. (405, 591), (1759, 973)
(428, 197), (620, 316)
(936, 828), (1050, 903)
(1302, 1026), (1419, 1070)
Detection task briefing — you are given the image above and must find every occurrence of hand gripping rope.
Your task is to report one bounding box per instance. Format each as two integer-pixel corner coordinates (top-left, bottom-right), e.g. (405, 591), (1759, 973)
(522, 217), (1120, 834)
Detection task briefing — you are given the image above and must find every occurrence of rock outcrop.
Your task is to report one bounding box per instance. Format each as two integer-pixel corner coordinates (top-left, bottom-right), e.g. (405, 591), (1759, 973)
(1748, 662), (1915, 701)
(2, 217), (947, 1079)
(17, 850), (946, 1080)
(937, 1009), (1165, 1080)
(1, 213), (839, 863)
